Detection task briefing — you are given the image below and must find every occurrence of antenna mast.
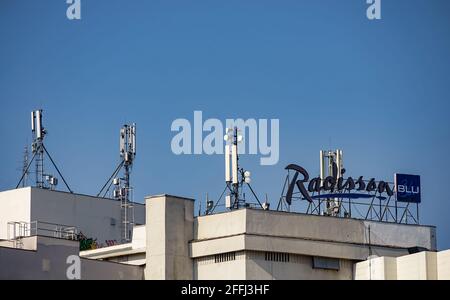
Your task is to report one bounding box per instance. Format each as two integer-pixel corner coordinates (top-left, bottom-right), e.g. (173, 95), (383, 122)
(206, 127), (266, 214)
(97, 124), (136, 243)
(16, 109), (72, 192)
(320, 149), (344, 217)
(225, 127), (241, 209)
(32, 110), (45, 188)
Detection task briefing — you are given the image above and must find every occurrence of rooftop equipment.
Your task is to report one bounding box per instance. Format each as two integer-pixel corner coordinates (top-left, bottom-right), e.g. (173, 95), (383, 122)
(205, 127), (267, 214)
(97, 123), (136, 243)
(320, 149), (344, 217)
(16, 109), (72, 193)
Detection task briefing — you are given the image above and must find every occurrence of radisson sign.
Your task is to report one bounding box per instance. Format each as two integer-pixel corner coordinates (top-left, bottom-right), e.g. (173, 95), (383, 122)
(285, 164), (395, 205)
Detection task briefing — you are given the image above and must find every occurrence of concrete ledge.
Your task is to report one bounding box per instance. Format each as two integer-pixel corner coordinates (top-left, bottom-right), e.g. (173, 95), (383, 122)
(190, 235), (246, 258)
(190, 233), (409, 260)
(145, 194), (195, 202)
(194, 209), (436, 251)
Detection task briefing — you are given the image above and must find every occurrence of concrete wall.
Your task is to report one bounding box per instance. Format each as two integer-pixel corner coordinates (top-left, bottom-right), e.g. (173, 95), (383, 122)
(355, 250), (450, 280)
(192, 209), (435, 262)
(195, 252), (247, 280)
(103, 252), (146, 266)
(132, 225), (146, 249)
(0, 236), (143, 280)
(194, 251), (354, 280)
(145, 195), (194, 280)
(364, 220), (437, 251)
(0, 235), (37, 250)
(191, 209), (437, 280)
(31, 188), (146, 243)
(396, 251), (438, 280)
(244, 209), (436, 250)
(245, 252), (354, 280)
(195, 209), (247, 240)
(354, 256), (397, 280)
(195, 210), (436, 251)
(0, 187), (145, 244)
(0, 187), (31, 239)
(437, 250), (450, 279)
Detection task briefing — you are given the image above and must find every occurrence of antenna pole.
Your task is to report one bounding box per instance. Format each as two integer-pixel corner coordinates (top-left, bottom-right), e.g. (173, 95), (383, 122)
(35, 142), (44, 188)
(368, 225), (372, 280)
(103, 123), (137, 243)
(232, 127), (239, 209)
(18, 110), (72, 192)
(210, 126), (264, 214)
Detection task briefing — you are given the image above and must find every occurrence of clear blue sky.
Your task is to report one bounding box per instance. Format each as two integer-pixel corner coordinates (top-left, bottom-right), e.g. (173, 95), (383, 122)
(1, 0), (449, 249)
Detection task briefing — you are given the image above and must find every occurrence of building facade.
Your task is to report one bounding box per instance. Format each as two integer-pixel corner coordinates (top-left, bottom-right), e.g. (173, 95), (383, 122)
(144, 195), (437, 280)
(0, 190), (446, 280)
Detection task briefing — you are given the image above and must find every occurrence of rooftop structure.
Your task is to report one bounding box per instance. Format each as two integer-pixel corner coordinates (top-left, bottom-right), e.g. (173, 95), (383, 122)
(0, 187), (145, 246)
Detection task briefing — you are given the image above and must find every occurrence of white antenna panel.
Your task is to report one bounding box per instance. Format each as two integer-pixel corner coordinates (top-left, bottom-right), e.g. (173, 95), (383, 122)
(225, 144), (231, 182)
(131, 124), (136, 155)
(232, 144), (238, 184)
(225, 195), (232, 209)
(120, 131), (125, 154)
(35, 110), (42, 139)
(31, 111), (35, 132)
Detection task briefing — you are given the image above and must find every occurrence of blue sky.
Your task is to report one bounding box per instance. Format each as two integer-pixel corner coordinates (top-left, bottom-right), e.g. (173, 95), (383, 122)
(1, 0), (449, 249)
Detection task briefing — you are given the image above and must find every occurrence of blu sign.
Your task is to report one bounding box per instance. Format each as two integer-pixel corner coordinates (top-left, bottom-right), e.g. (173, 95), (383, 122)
(395, 174), (421, 203)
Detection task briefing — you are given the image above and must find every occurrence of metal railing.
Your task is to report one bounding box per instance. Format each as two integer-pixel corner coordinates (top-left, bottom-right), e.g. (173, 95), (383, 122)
(7, 220), (79, 242)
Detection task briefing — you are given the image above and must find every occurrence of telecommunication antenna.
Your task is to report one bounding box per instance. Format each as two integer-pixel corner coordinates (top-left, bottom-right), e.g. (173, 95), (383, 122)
(320, 149), (344, 217)
(97, 124), (136, 243)
(225, 127), (242, 209)
(205, 127), (267, 214)
(16, 109), (73, 193)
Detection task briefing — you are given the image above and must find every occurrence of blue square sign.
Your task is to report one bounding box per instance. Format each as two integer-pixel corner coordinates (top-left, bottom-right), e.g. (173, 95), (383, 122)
(395, 174), (421, 203)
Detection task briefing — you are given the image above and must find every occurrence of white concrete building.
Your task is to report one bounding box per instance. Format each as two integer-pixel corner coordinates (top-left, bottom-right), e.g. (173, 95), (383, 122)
(145, 195), (437, 280)
(0, 187), (145, 246)
(0, 235), (143, 280)
(0, 189), (446, 280)
(78, 194), (440, 280)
